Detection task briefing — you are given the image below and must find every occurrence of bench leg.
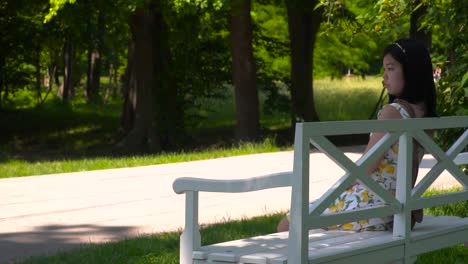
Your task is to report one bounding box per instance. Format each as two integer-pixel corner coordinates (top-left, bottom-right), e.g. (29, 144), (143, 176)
(181, 191), (201, 264)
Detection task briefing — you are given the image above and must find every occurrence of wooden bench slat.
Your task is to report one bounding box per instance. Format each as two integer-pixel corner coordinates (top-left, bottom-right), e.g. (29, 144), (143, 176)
(196, 229), (388, 263)
(192, 215), (468, 264)
(241, 230), (387, 264)
(410, 216), (468, 256)
(307, 215), (467, 264)
(194, 228), (353, 262)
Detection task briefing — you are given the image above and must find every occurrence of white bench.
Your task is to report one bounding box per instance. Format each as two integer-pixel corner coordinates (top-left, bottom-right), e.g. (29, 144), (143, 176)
(173, 116), (468, 264)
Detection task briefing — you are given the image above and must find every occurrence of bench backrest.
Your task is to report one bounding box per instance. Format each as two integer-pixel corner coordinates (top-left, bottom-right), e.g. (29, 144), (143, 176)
(288, 116), (468, 263)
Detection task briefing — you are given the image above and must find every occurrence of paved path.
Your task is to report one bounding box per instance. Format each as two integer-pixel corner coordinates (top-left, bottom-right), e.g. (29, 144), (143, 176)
(0, 146), (462, 263)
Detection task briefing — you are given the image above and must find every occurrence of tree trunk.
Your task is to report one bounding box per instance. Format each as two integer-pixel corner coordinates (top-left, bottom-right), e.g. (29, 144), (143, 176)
(153, 5), (180, 149)
(41, 64), (56, 104)
(230, 0), (260, 141)
(62, 33), (74, 102)
(120, 40), (136, 135)
(286, 0), (322, 122)
(34, 45), (42, 104)
(86, 49), (101, 102)
(86, 12), (104, 103)
(116, 6), (160, 152)
(410, 0), (431, 49)
(109, 63), (118, 98)
(0, 56), (3, 110)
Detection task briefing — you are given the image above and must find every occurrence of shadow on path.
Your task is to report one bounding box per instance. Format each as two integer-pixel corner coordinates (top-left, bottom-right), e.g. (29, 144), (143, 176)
(0, 224), (137, 263)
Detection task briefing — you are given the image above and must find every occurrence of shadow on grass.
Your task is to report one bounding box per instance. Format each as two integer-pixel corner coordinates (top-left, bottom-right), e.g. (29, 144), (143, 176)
(8, 214), (284, 264)
(0, 97), (370, 164)
(0, 224), (137, 263)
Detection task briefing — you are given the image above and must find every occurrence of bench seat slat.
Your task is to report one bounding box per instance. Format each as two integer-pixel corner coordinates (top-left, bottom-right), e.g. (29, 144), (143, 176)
(192, 215), (468, 264)
(194, 228), (355, 262)
(196, 230), (388, 263)
(410, 216), (468, 255)
(242, 230), (387, 264)
(411, 215), (468, 240)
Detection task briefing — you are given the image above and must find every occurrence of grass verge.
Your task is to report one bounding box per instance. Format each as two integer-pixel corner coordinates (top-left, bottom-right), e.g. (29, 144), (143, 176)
(0, 138), (281, 178)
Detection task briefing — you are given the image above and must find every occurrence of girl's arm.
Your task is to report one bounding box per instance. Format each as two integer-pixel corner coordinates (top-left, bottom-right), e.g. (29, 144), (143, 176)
(364, 104), (404, 174)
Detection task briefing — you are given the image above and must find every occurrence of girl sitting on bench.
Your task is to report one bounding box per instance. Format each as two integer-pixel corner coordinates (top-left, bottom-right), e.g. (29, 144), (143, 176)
(278, 38), (437, 232)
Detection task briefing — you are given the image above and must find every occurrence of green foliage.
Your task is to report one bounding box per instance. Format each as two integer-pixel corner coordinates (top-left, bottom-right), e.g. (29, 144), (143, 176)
(251, 2), (291, 116)
(427, 0), (468, 117)
(423, 0), (468, 150)
(344, 0), (409, 37)
(0, 0), (51, 107)
(312, 1), (402, 77)
(44, 0), (77, 22)
(436, 69), (468, 117)
(164, 2), (233, 131)
(1, 88), (40, 109)
(173, 0), (228, 11)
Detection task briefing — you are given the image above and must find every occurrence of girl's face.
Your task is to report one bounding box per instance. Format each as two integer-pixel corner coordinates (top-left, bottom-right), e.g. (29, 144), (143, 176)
(383, 54), (405, 97)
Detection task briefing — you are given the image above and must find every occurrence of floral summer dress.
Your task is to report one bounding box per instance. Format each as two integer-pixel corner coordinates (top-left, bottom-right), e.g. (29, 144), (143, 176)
(321, 103), (421, 231)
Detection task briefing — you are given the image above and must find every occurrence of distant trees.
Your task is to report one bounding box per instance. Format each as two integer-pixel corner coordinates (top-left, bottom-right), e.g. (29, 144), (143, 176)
(0, 0), (465, 152)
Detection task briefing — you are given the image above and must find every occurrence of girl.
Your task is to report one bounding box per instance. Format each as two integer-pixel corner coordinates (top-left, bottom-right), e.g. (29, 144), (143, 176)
(278, 38), (437, 232)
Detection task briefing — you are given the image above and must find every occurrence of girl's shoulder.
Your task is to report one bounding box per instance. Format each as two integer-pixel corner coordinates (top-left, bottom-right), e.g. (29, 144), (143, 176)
(377, 103), (409, 120)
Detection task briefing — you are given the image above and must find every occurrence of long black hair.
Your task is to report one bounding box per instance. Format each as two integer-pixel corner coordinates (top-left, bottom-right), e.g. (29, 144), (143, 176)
(383, 38), (437, 117)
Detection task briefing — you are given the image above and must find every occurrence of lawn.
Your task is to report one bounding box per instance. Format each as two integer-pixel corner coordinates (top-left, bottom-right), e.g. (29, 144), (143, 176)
(0, 76), (383, 178)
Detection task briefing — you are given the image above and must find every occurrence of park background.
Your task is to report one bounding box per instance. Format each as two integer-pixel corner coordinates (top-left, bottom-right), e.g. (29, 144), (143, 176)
(0, 0), (467, 263)
(1, 0), (466, 169)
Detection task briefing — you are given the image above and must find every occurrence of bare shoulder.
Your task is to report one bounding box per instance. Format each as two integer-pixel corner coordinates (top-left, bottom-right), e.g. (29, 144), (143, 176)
(378, 104), (403, 120)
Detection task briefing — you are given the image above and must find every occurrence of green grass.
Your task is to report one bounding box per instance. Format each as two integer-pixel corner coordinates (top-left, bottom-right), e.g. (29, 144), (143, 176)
(194, 76), (383, 129)
(314, 76), (383, 121)
(16, 213), (284, 264)
(16, 188), (468, 264)
(0, 138), (281, 178)
(0, 76), (382, 178)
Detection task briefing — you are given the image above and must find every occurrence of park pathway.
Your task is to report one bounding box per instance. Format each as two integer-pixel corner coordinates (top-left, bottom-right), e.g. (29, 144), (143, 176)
(0, 146), (462, 263)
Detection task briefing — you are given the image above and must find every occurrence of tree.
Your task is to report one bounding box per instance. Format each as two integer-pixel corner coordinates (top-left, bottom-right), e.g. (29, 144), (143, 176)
(285, 0), (322, 122)
(230, 0), (260, 140)
(117, 4), (160, 152)
(410, 0), (431, 49)
(84, 0), (105, 103)
(0, 0), (53, 108)
(47, 1), (89, 102)
(62, 29), (74, 102)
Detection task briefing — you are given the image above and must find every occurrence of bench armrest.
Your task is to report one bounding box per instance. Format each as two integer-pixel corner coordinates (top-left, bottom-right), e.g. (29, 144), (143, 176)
(174, 171), (292, 263)
(173, 171), (292, 194)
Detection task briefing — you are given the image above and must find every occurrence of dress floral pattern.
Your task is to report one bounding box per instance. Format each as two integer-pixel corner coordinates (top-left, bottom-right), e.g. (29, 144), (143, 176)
(322, 103), (412, 231)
